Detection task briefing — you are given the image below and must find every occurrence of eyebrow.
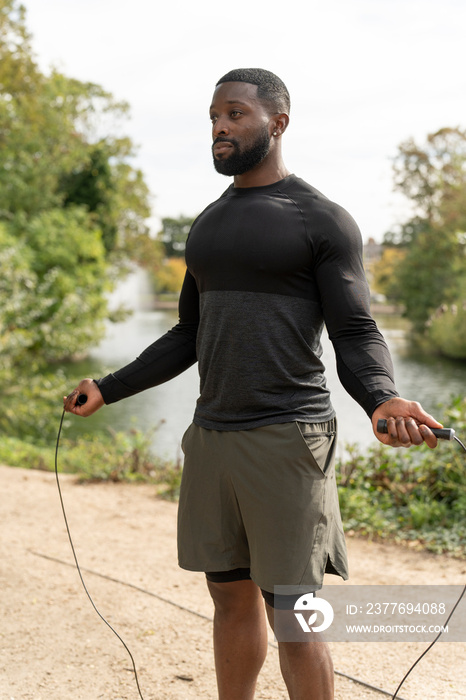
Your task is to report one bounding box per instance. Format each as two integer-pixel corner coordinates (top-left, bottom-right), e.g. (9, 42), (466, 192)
(209, 99), (250, 111)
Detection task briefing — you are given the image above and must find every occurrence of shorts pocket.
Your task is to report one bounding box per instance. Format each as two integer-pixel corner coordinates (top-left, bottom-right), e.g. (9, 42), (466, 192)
(295, 422), (336, 476)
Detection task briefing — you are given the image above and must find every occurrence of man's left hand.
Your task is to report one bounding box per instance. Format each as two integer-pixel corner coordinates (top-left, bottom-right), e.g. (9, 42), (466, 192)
(372, 397), (443, 449)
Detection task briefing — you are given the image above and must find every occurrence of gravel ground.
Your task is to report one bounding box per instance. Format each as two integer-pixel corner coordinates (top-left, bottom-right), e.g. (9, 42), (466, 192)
(1, 464), (465, 699)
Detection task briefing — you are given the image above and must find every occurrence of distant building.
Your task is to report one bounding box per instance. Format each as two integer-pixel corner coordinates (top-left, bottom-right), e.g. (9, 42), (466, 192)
(363, 237), (383, 267)
(363, 238), (386, 304)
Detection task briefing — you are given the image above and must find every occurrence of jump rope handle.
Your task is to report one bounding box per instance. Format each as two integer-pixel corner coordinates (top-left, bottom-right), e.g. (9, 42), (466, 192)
(377, 419), (455, 441)
(76, 394), (88, 406)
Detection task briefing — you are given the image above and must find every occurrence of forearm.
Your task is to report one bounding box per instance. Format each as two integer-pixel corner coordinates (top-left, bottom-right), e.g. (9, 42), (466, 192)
(96, 323), (198, 404)
(331, 324), (399, 417)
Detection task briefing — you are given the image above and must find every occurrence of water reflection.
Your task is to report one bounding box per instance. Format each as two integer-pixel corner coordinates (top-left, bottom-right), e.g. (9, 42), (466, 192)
(66, 308), (465, 461)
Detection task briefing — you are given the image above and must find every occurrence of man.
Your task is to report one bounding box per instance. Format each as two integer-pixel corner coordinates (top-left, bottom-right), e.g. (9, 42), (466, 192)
(65, 68), (441, 700)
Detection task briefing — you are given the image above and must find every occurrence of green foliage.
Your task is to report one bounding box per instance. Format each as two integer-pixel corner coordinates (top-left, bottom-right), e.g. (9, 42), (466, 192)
(157, 216), (194, 258)
(0, 52), (125, 218)
(70, 422), (183, 500)
(150, 215), (194, 295)
(153, 257), (187, 295)
(337, 397), (466, 556)
(383, 127), (466, 340)
(0, 436), (54, 471)
(0, 0), (155, 263)
(0, 368), (75, 443)
(392, 226), (465, 332)
(0, 208), (109, 368)
(428, 303), (466, 359)
(0, 0), (161, 433)
(371, 247), (406, 300)
(0, 423), (182, 499)
(393, 127), (466, 229)
(60, 146), (117, 252)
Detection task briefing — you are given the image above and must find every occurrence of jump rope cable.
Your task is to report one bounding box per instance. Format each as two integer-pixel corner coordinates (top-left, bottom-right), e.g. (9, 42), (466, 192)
(55, 409), (146, 700)
(56, 407), (466, 700)
(391, 431), (466, 700)
(391, 583), (466, 699)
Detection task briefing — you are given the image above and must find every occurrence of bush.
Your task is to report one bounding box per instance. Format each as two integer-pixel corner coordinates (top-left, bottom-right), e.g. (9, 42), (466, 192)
(0, 421), (183, 500)
(337, 396), (466, 556)
(428, 302), (466, 359)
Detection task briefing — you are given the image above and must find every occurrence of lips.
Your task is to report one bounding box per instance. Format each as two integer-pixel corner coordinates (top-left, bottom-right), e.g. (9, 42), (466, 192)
(213, 141), (233, 156)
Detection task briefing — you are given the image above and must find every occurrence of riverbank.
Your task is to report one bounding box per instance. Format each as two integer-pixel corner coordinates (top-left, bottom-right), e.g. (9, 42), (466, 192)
(370, 303), (403, 315)
(2, 464), (465, 699)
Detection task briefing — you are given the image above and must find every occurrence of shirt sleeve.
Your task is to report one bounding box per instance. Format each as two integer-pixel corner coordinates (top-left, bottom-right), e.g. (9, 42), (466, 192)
(311, 204), (399, 417)
(95, 269), (199, 404)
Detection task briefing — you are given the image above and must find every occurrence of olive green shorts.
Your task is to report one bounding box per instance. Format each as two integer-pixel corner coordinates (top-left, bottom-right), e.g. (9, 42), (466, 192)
(177, 419), (348, 594)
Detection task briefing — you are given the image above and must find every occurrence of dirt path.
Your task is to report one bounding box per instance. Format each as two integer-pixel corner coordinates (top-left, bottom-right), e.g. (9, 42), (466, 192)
(1, 464), (465, 699)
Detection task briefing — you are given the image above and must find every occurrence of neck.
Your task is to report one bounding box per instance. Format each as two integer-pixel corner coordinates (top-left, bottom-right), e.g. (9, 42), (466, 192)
(233, 158), (290, 188)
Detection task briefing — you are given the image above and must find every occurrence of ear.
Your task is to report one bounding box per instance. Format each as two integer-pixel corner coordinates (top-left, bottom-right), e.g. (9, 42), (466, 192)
(271, 113), (290, 138)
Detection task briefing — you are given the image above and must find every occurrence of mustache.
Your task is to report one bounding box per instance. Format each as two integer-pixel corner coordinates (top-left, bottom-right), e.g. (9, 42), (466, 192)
(212, 136), (239, 147)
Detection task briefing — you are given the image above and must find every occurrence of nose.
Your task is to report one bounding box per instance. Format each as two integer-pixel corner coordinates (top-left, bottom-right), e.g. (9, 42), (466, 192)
(212, 115), (230, 138)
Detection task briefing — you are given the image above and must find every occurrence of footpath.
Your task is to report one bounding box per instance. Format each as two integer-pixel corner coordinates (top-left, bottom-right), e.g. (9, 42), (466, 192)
(1, 465), (465, 699)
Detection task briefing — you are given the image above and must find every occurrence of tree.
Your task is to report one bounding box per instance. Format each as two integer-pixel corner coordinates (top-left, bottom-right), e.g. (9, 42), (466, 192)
(428, 303), (466, 360)
(383, 128), (466, 340)
(0, 0), (160, 438)
(0, 0), (158, 346)
(157, 216), (194, 258)
(0, 0), (156, 267)
(393, 225), (464, 332)
(0, 212), (110, 440)
(153, 257), (187, 295)
(393, 127), (466, 231)
(371, 247), (406, 301)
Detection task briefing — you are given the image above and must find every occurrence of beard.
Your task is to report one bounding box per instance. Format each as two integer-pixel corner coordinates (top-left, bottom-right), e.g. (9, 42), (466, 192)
(212, 125), (271, 176)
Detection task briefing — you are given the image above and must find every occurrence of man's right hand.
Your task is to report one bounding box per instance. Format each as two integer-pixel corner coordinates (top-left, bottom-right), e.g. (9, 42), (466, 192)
(63, 378), (105, 416)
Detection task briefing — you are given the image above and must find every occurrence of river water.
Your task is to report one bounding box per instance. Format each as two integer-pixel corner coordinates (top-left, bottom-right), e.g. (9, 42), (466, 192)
(66, 273), (466, 461)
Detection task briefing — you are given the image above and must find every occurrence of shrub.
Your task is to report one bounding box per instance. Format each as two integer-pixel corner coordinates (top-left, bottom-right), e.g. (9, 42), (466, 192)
(428, 302), (466, 359)
(337, 396), (466, 556)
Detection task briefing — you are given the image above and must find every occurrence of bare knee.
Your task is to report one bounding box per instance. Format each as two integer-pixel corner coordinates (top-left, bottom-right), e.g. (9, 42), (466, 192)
(207, 579), (264, 619)
(279, 638), (334, 666)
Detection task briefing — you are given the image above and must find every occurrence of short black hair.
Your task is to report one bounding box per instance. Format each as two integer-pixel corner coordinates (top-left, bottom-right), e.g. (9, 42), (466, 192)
(216, 68), (290, 115)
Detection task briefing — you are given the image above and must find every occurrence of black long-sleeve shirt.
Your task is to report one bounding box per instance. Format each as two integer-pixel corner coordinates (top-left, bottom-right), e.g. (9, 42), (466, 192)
(96, 174), (398, 428)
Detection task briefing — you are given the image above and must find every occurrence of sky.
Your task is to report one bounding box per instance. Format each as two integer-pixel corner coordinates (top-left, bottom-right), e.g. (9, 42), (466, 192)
(22, 0), (466, 242)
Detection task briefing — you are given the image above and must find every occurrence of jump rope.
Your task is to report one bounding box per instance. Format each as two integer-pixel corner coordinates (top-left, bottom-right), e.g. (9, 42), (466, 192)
(55, 396), (466, 700)
(56, 395), (145, 700)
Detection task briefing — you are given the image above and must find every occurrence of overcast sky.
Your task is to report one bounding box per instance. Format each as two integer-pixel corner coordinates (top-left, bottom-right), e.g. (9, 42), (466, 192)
(22, 0), (466, 241)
